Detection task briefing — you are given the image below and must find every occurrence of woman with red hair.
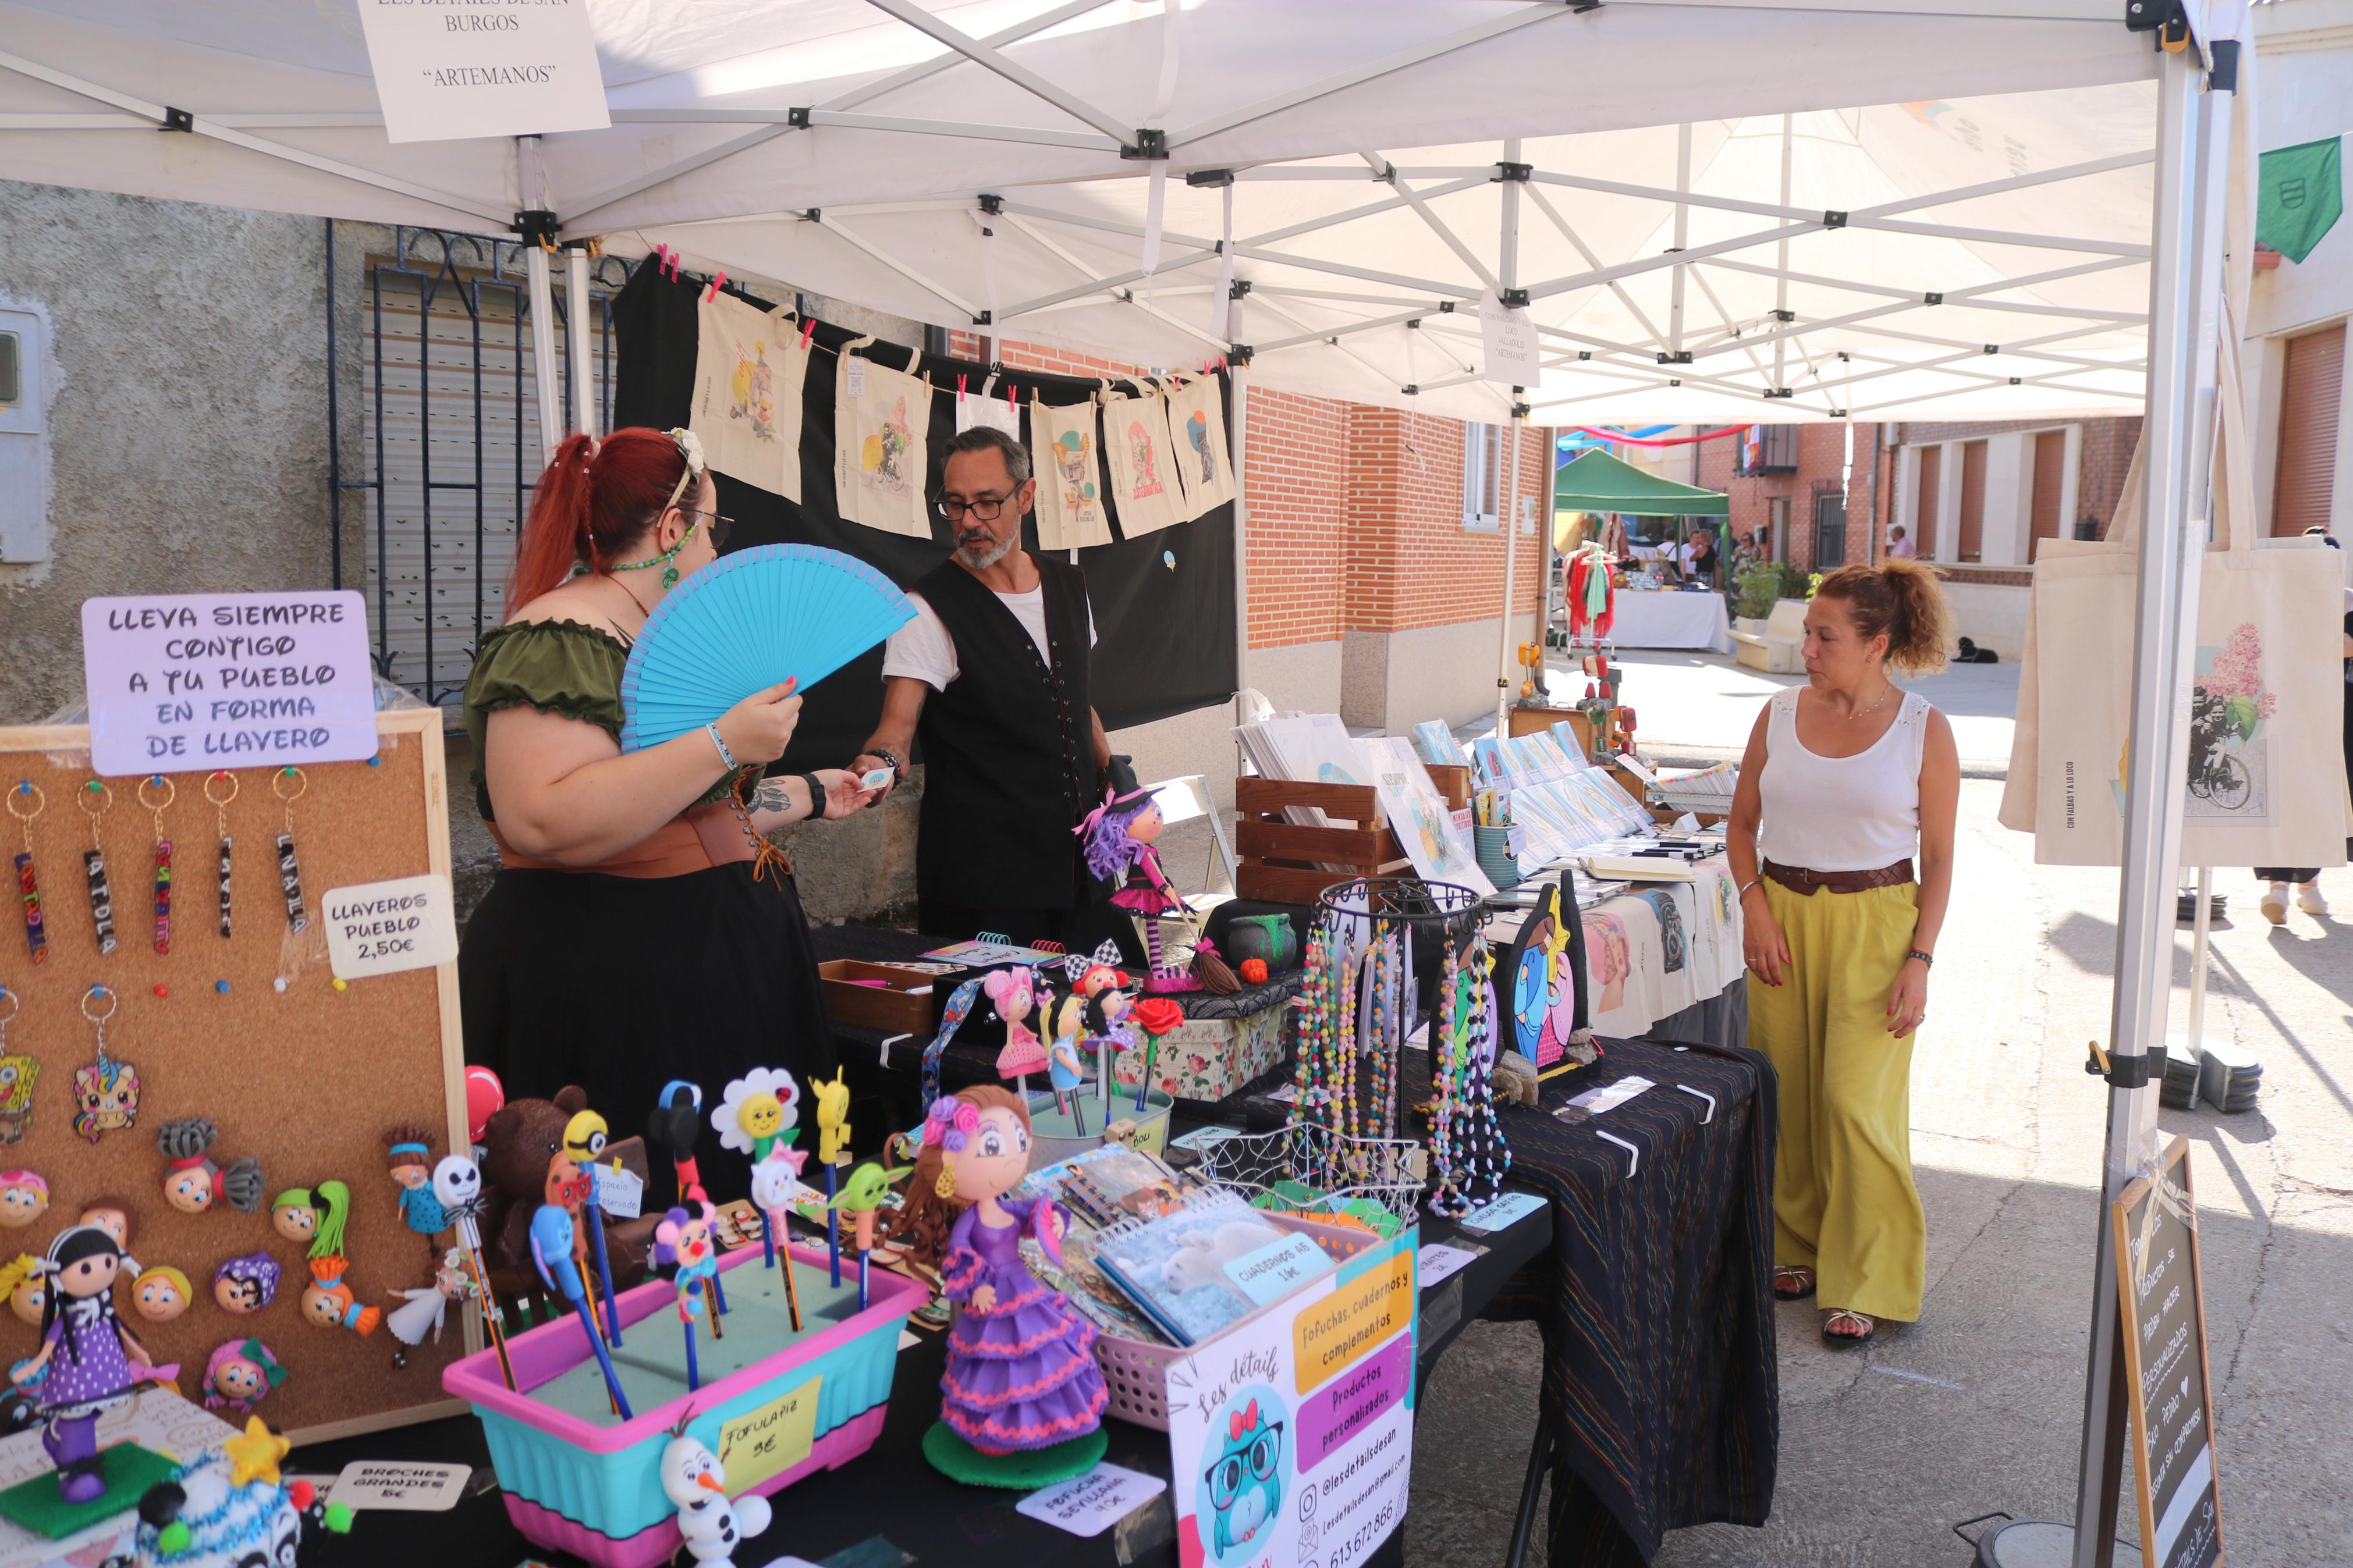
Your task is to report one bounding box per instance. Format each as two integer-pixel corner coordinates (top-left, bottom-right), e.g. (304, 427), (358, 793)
(458, 426), (876, 1202)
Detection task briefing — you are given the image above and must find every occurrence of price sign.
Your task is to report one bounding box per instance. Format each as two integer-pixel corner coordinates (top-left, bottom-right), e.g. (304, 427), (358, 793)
(2112, 1137), (2225, 1568)
(323, 874), (458, 981)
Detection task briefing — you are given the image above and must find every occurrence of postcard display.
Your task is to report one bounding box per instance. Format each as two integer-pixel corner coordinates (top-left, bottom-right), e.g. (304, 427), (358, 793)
(0, 709), (471, 1441)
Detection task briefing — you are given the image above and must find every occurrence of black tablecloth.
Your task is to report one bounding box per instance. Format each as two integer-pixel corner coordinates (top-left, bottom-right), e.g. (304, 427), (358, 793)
(1399, 1039), (1777, 1568)
(297, 1203), (1550, 1568)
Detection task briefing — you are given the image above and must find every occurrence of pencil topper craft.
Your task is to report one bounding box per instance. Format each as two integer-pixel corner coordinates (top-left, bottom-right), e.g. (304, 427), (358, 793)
(812, 1068), (850, 1167)
(984, 968), (1047, 1085)
(563, 1108), (608, 1165)
(385, 1248), (475, 1368)
(385, 1127), (448, 1242)
(156, 1118), (265, 1215)
(0, 1253), (41, 1326)
(300, 1256), (379, 1336)
(652, 1199), (721, 1303)
(271, 1181), (349, 1257)
(711, 1068), (799, 1162)
(200, 1337), (286, 1417)
(132, 1264), (192, 1323)
(0, 1171), (47, 1229)
(212, 1253), (281, 1315)
(661, 1432), (773, 1568)
(644, 1080), (705, 1196)
(431, 1155), (485, 1224)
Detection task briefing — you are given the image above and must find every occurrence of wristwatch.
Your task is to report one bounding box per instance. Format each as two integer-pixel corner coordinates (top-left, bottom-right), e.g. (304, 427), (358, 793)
(800, 773), (828, 820)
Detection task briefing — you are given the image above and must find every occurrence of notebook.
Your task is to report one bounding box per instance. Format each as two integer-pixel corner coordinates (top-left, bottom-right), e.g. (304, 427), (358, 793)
(1091, 1192), (1333, 1345)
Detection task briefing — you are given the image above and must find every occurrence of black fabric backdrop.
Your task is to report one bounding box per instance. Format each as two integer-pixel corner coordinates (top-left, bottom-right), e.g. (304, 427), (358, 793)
(608, 264), (1238, 772)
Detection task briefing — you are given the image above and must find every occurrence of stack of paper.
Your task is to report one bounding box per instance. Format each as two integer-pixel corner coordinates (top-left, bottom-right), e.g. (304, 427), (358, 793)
(1468, 734), (1652, 874)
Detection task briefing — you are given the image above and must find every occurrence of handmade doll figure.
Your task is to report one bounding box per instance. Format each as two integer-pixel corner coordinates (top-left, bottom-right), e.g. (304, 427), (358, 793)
(132, 1265), (191, 1324)
(0, 1171), (47, 1228)
(654, 1200), (721, 1320)
(300, 1257), (381, 1337)
(0, 1254), (42, 1327)
(200, 1338), (285, 1418)
(661, 1434), (772, 1568)
(915, 1086), (1106, 1456)
(984, 969), (1047, 1086)
(1046, 994), (1088, 1123)
(76, 1205), (129, 1250)
(212, 1253), (280, 1316)
(1077, 786), (1192, 991)
(155, 1119), (264, 1215)
(270, 1182), (347, 1256)
(385, 1250), (474, 1368)
(12, 1225), (158, 1501)
(386, 1129), (448, 1256)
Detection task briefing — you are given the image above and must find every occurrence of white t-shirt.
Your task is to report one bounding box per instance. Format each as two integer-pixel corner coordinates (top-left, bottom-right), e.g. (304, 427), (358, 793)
(880, 586), (1098, 691)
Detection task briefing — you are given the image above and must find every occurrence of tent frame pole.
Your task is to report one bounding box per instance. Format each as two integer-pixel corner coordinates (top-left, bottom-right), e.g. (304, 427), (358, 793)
(565, 246), (595, 440)
(2064, 33), (2231, 1568)
(1229, 295), (1252, 765)
(1495, 138), (1525, 738)
(517, 136), (566, 464)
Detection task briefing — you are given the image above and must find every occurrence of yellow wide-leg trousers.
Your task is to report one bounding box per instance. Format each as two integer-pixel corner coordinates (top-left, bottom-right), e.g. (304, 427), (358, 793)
(1746, 878), (1925, 1322)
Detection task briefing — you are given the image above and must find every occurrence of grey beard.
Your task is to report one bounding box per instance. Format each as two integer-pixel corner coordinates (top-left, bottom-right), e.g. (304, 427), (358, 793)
(955, 532), (1017, 570)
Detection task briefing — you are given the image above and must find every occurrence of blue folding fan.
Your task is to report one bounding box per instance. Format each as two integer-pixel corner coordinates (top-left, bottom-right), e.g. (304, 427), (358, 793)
(618, 543), (915, 752)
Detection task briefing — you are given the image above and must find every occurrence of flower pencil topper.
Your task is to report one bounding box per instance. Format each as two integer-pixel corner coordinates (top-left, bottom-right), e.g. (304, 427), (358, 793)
(133, 1264), (192, 1323)
(213, 1253), (280, 1315)
(156, 1118), (264, 1215)
(711, 1068), (800, 1162)
(201, 1338), (286, 1417)
(0, 1170), (47, 1229)
(1129, 997), (1187, 1111)
(300, 1256), (379, 1337)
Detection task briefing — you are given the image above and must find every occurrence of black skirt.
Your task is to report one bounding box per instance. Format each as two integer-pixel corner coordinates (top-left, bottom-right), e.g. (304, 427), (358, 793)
(459, 862), (837, 1207)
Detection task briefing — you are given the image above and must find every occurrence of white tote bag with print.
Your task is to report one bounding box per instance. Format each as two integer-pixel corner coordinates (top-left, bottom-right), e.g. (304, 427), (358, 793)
(1164, 374), (1236, 522)
(832, 336), (932, 538)
(1099, 386), (1183, 538)
(2002, 324), (2351, 867)
(688, 291), (807, 499)
(1029, 395), (1112, 550)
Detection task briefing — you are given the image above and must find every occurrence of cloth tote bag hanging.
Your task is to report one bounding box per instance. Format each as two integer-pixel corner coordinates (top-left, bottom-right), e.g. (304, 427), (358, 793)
(1029, 394), (1112, 550)
(687, 292), (808, 499)
(1099, 385), (1184, 538)
(1164, 374), (1236, 522)
(2001, 319), (2351, 867)
(832, 336), (933, 539)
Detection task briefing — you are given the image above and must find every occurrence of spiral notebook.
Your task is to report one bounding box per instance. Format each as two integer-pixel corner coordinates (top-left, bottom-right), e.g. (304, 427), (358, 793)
(1090, 1192), (1333, 1346)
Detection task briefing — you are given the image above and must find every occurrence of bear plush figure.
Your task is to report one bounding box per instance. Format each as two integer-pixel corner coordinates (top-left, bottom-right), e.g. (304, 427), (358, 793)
(479, 1086), (661, 1298)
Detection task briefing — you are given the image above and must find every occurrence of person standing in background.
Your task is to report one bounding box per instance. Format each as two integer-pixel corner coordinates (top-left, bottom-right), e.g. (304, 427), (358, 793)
(2252, 527), (2351, 923)
(1886, 524), (1916, 560)
(1726, 560), (1961, 1347)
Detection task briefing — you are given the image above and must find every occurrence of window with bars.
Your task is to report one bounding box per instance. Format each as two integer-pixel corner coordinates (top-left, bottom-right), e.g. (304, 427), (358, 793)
(1462, 421), (1504, 529)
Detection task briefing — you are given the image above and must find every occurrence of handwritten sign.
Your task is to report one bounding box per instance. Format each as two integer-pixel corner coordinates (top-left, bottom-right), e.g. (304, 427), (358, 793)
(718, 1375), (822, 1496)
(1016, 1462), (1169, 1538)
(2112, 1137), (2224, 1568)
(81, 591), (377, 777)
(329, 1460), (470, 1512)
(322, 874), (458, 980)
(354, 0), (610, 144)
(1479, 292), (1541, 387)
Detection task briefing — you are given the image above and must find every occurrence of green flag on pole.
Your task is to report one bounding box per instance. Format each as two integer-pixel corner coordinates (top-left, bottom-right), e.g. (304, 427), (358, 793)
(2257, 137), (2342, 265)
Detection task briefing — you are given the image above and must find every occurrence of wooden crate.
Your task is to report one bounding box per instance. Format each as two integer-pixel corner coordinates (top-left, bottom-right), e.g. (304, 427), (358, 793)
(818, 959), (941, 1033)
(1506, 702), (1617, 758)
(1425, 763), (1472, 810)
(1233, 777), (1408, 906)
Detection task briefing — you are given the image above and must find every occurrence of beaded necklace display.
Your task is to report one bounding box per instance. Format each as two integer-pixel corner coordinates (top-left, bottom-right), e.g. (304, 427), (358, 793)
(1427, 940), (1467, 1215)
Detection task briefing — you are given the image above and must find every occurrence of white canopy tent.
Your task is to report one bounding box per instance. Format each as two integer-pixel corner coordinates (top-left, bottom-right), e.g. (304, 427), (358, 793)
(0, 6), (2253, 1562)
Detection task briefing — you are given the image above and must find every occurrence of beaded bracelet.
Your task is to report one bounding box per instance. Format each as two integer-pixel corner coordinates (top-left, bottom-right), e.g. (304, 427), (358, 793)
(705, 722), (738, 770)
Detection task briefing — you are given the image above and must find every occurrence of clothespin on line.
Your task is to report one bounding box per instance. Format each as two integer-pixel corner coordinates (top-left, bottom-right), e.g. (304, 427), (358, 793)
(703, 271), (729, 304)
(798, 318), (817, 349)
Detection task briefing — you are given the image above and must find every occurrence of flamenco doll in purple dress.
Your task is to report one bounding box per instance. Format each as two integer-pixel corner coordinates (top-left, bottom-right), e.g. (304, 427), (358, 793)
(907, 1086), (1108, 1481)
(10, 1224), (162, 1501)
(1078, 784), (1199, 993)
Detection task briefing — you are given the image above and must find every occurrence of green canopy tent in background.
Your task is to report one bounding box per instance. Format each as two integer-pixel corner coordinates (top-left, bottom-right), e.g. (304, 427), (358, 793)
(1552, 448), (1731, 517)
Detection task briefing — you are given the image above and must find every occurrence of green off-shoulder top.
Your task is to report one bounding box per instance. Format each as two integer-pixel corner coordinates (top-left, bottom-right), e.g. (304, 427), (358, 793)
(462, 619), (733, 820)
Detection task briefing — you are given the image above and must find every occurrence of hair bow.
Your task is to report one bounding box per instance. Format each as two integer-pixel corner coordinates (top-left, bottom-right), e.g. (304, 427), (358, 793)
(1229, 1398), (1259, 1440)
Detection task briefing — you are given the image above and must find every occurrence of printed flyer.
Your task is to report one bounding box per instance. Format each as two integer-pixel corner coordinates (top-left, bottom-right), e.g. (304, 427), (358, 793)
(1165, 1228), (1418, 1568)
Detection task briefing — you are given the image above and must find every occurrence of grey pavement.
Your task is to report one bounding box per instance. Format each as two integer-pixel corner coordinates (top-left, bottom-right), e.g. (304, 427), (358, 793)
(1408, 732), (2353, 1565)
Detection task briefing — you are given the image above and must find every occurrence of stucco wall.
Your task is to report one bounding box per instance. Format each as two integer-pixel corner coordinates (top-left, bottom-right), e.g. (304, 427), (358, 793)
(0, 181), (332, 722)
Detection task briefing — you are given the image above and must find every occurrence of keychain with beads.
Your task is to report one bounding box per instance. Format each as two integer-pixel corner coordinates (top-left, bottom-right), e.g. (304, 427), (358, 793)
(76, 780), (119, 957)
(71, 983), (139, 1144)
(205, 770), (237, 940)
(6, 783), (46, 966)
(272, 766), (308, 935)
(139, 776), (174, 955)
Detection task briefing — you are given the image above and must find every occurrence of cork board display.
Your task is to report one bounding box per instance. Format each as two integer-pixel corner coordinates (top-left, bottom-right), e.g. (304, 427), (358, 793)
(0, 707), (470, 1444)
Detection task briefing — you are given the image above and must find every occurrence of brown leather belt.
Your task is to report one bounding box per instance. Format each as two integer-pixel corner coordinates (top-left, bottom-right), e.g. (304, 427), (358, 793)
(1761, 858), (1915, 895)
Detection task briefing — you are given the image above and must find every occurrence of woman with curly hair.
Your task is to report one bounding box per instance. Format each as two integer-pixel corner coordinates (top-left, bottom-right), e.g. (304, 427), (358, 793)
(1727, 559), (1960, 1349)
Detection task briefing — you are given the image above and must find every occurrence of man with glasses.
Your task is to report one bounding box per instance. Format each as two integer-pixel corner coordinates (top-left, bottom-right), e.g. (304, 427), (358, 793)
(851, 426), (1120, 948)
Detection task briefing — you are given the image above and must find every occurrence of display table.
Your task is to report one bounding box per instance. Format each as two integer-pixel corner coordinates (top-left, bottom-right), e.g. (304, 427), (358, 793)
(295, 1200), (1551, 1568)
(1609, 588), (1733, 652)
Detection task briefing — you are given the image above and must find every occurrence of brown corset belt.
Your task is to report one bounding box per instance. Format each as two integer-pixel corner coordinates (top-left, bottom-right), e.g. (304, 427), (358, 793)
(489, 801), (758, 879)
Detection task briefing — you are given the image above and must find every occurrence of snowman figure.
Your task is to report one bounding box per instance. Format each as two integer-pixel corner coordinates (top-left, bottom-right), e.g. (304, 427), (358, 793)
(661, 1434), (772, 1568)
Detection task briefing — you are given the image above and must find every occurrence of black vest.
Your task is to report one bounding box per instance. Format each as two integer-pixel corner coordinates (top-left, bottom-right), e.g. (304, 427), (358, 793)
(913, 554), (1096, 909)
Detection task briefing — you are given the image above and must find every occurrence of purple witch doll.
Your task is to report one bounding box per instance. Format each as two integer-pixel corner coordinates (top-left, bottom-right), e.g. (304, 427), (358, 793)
(10, 1224), (161, 1501)
(1077, 784), (1194, 992)
(916, 1086), (1106, 1459)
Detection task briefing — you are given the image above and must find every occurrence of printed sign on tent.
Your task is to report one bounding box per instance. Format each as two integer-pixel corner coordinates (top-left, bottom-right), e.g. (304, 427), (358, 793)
(688, 294), (807, 500)
(353, 0), (611, 145)
(1101, 389), (1183, 539)
(1165, 376), (1236, 522)
(832, 339), (933, 540)
(1031, 398), (1113, 550)
(81, 591), (377, 776)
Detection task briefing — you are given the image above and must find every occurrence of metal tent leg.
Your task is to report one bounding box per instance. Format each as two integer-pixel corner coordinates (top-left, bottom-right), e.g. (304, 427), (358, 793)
(1504, 1415), (1553, 1568)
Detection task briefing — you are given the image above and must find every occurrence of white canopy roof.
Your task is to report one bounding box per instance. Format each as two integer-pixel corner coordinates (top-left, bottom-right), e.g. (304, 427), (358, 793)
(0, 0), (2182, 419)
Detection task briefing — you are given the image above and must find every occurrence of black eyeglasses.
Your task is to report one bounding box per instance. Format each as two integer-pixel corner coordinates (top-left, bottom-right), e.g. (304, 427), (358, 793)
(934, 493), (1010, 522)
(679, 507), (734, 549)
(1203, 1422), (1284, 1509)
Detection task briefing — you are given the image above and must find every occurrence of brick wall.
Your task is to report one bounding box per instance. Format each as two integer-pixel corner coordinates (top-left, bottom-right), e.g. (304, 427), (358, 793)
(1242, 386), (1348, 649)
(1892, 415), (2143, 543)
(1697, 423), (1875, 573)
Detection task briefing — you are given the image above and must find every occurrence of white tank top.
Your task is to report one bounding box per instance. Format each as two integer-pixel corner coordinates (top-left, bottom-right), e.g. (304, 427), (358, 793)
(1756, 688), (1930, 872)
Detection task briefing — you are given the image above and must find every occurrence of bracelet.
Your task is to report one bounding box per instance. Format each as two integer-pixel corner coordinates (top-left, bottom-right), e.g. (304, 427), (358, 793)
(1905, 948), (1934, 966)
(868, 745), (904, 780)
(1737, 877), (1764, 899)
(800, 772), (827, 822)
(705, 723), (739, 771)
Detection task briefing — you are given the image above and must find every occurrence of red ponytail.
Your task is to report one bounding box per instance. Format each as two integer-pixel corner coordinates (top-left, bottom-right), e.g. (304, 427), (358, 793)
(506, 427), (693, 610)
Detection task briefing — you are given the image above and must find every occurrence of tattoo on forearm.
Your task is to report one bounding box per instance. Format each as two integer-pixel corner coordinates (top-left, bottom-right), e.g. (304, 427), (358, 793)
(752, 779), (796, 816)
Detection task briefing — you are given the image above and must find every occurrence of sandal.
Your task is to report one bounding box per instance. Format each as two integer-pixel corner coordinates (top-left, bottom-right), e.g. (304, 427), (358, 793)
(1772, 1265), (1816, 1301)
(1822, 1309), (1875, 1347)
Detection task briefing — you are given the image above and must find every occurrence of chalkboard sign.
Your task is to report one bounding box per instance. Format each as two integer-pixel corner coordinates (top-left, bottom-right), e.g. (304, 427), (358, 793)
(2111, 1136), (2224, 1568)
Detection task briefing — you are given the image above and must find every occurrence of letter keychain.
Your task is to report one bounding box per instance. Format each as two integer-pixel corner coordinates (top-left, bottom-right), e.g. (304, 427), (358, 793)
(6, 783), (44, 965)
(205, 770), (236, 940)
(76, 780), (118, 958)
(272, 767), (307, 935)
(139, 776), (173, 955)
(70, 984), (139, 1144)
